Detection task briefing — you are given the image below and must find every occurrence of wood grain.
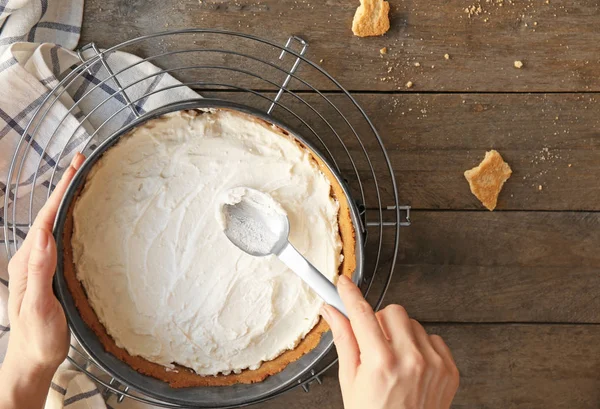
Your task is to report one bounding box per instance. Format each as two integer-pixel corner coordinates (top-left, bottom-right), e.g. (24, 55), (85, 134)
(82, 0), (600, 92)
(386, 211), (600, 323)
(254, 325), (600, 409)
(361, 92), (600, 211)
(302, 210), (600, 324)
(201, 91), (600, 211)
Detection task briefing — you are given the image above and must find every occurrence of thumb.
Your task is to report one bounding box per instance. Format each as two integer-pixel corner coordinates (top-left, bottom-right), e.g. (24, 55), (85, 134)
(321, 303), (360, 382)
(24, 228), (58, 314)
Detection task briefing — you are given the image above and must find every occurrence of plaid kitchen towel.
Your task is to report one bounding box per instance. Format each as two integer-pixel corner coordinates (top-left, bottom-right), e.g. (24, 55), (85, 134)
(0, 0), (82, 55)
(0, 0), (198, 408)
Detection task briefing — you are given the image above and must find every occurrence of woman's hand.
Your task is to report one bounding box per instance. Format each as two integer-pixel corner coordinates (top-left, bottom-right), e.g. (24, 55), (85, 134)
(321, 275), (459, 409)
(0, 153), (84, 409)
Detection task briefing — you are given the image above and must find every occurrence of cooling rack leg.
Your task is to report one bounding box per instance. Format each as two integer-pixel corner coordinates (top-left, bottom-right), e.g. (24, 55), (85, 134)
(102, 378), (118, 400)
(267, 36), (309, 115)
(1, 222), (29, 255)
(77, 44), (96, 75)
(77, 43), (141, 119)
(102, 378), (129, 403)
(300, 369), (323, 393)
(0, 223), (8, 246)
(364, 205), (411, 227)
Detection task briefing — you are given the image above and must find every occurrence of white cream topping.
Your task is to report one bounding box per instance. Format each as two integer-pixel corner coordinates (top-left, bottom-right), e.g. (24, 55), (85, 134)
(71, 110), (343, 376)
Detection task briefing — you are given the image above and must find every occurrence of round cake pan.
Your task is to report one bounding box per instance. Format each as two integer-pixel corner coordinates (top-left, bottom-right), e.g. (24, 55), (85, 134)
(53, 99), (365, 408)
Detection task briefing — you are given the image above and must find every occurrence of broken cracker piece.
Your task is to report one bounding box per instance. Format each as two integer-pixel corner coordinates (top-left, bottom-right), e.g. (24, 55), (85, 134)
(352, 0), (390, 37)
(464, 150), (512, 211)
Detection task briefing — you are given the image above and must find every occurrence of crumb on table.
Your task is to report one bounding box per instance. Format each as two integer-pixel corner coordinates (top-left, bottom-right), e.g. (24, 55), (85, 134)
(352, 0), (391, 37)
(464, 150), (513, 211)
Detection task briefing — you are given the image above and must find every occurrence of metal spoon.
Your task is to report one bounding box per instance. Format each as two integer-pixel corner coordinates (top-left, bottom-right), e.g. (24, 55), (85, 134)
(221, 187), (348, 317)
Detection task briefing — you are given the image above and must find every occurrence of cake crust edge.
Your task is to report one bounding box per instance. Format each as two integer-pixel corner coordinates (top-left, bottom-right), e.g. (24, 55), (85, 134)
(62, 108), (357, 387)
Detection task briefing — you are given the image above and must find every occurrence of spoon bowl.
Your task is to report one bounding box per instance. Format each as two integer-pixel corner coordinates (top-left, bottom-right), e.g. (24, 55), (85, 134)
(221, 190), (289, 257)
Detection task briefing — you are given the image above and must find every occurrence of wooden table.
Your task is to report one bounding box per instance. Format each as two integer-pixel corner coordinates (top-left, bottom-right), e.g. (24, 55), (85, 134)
(82, 1), (600, 408)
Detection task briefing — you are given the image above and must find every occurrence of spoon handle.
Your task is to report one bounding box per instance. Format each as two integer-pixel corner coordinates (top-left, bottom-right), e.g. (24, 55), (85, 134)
(277, 242), (348, 318)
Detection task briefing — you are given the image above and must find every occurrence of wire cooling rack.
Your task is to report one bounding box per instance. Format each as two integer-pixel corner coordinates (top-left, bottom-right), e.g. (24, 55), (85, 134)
(1, 30), (410, 407)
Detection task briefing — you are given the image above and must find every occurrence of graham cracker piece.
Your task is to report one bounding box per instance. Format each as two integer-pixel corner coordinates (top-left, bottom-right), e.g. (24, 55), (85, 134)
(352, 0), (390, 37)
(464, 150), (512, 211)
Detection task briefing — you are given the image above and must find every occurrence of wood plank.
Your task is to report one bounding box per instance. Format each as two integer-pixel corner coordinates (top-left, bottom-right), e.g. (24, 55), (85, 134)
(362, 92), (600, 211)
(65, 88), (594, 212)
(82, 0), (600, 92)
(200, 91), (600, 211)
(253, 325), (600, 409)
(382, 211), (600, 323)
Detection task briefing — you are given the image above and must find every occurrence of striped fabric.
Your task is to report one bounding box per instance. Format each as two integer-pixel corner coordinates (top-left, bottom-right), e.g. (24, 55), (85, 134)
(0, 0), (197, 407)
(45, 366), (107, 409)
(0, 0), (82, 56)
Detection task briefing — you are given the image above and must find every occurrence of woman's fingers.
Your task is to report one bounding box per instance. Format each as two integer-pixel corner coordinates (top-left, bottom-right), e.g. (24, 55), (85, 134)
(430, 334), (460, 408)
(410, 320), (445, 407)
(18, 153), (84, 257)
(376, 305), (416, 350)
(323, 281), (460, 409)
(22, 228), (57, 317)
(33, 153), (85, 232)
(411, 319), (439, 361)
(337, 276), (392, 363)
(7, 153), (83, 317)
(430, 334), (459, 379)
(321, 304), (360, 383)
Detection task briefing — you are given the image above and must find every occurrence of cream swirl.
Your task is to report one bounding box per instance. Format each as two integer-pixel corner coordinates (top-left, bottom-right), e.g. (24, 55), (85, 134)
(71, 109), (342, 376)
